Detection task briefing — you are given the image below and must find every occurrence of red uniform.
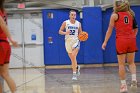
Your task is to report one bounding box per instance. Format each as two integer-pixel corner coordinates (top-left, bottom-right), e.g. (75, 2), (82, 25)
(115, 12), (138, 54)
(0, 10), (11, 65)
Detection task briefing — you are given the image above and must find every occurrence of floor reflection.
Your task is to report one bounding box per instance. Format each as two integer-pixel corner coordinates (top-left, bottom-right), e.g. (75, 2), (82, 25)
(3, 66), (140, 93)
(72, 84), (81, 93)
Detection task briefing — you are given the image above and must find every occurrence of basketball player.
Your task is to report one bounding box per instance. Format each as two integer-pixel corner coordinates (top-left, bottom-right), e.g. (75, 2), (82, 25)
(102, 0), (138, 92)
(59, 10), (82, 80)
(0, 0), (18, 93)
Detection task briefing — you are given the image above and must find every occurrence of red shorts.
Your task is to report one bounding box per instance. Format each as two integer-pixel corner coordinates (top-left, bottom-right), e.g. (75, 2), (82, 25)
(116, 38), (138, 55)
(0, 41), (11, 65)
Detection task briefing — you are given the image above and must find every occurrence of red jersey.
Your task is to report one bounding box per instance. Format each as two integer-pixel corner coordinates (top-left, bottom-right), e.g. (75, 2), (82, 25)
(115, 12), (135, 38)
(0, 10), (8, 41)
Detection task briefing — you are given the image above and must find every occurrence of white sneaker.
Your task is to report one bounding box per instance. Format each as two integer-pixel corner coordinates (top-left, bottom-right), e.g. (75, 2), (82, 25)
(76, 65), (80, 76)
(130, 81), (137, 92)
(120, 84), (128, 93)
(72, 74), (77, 80)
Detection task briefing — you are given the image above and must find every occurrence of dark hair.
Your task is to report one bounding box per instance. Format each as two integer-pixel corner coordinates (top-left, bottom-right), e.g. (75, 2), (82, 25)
(0, 0), (5, 11)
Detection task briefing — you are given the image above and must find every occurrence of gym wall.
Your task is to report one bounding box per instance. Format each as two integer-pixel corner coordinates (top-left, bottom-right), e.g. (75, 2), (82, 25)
(131, 6), (140, 62)
(43, 6), (140, 65)
(82, 7), (103, 64)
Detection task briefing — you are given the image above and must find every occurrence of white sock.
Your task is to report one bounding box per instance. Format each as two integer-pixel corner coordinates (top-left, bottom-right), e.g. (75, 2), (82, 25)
(132, 74), (137, 81)
(121, 80), (126, 85)
(73, 72), (76, 75)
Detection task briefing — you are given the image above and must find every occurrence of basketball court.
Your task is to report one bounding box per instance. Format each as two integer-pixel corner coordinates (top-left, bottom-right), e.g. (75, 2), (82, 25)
(1, 0), (140, 93)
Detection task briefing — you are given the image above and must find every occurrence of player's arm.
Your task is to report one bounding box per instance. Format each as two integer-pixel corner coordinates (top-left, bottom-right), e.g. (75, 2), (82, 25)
(104, 13), (117, 43)
(133, 17), (138, 36)
(0, 16), (12, 41)
(102, 13), (117, 50)
(0, 16), (18, 47)
(78, 22), (82, 34)
(59, 21), (70, 35)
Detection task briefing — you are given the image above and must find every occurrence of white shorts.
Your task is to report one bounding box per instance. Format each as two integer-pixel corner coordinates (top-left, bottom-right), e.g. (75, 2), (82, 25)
(65, 38), (80, 53)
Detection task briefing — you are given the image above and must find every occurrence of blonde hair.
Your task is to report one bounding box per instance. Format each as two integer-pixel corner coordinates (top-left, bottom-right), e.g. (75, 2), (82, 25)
(114, 0), (135, 17)
(128, 4), (135, 17)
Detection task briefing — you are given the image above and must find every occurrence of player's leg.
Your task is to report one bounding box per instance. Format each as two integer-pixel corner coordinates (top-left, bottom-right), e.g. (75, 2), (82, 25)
(72, 40), (80, 78)
(72, 48), (80, 76)
(0, 42), (16, 93)
(117, 54), (128, 93)
(0, 64), (16, 93)
(116, 38), (128, 92)
(0, 43), (5, 93)
(0, 76), (3, 93)
(127, 38), (138, 90)
(67, 40), (80, 80)
(65, 40), (76, 72)
(127, 53), (137, 81)
(127, 53), (137, 89)
(65, 40), (78, 80)
(68, 53), (77, 71)
(68, 52), (78, 80)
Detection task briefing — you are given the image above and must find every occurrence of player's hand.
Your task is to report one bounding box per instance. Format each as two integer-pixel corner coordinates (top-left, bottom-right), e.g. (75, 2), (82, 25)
(102, 42), (107, 50)
(11, 40), (18, 47)
(79, 31), (82, 34)
(65, 30), (70, 35)
(9, 38), (18, 47)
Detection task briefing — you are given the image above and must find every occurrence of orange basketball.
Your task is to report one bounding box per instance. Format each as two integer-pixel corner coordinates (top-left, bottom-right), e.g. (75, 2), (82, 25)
(78, 31), (88, 41)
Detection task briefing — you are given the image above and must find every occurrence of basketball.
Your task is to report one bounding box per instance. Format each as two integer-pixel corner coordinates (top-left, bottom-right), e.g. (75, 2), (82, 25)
(78, 31), (88, 41)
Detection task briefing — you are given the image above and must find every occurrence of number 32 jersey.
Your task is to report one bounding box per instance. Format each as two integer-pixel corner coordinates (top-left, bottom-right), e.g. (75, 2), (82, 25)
(65, 20), (80, 40)
(115, 12), (135, 38)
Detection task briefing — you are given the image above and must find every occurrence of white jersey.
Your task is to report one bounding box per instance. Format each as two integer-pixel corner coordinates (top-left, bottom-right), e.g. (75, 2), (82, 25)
(65, 20), (80, 40)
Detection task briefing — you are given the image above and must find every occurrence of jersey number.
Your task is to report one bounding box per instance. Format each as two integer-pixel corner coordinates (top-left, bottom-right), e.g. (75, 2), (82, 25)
(69, 30), (75, 35)
(124, 16), (129, 24)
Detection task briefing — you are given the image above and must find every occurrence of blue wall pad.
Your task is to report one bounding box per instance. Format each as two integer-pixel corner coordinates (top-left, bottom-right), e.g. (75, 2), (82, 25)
(43, 9), (60, 65)
(82, 7), (103, 64)
(131, 6), (140, 62)
(102, 8), (118, 63)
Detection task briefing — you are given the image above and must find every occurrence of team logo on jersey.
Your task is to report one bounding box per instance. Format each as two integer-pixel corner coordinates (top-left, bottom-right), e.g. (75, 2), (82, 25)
(68, 26), (78, 30)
